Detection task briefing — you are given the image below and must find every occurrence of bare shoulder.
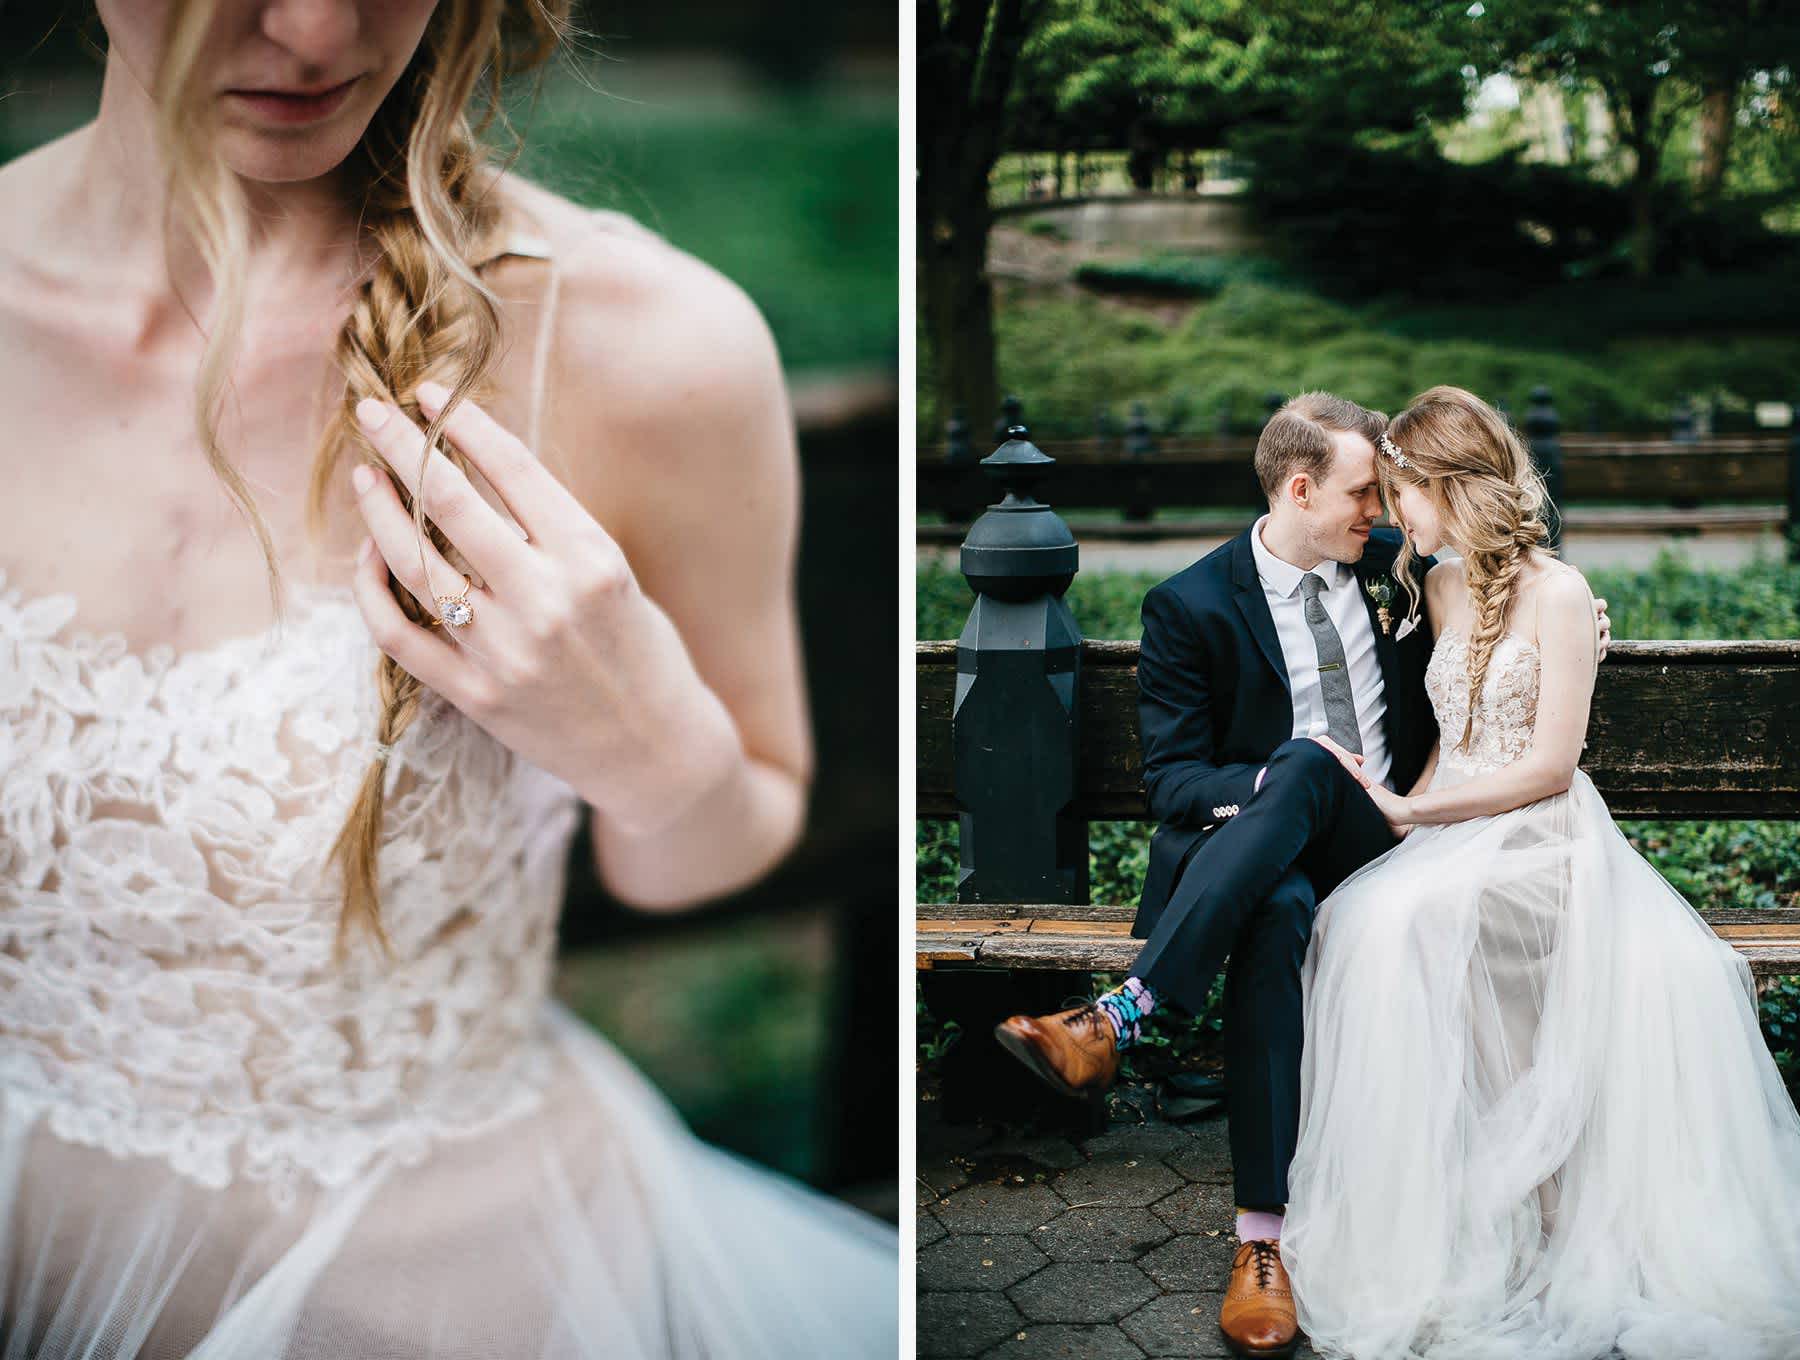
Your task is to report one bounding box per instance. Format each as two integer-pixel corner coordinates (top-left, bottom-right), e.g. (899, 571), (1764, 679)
(1522, 557), (1593, 638)
(1424, 557), (1466, 596)
(483, 173), (793, 568)
(0, 129), (88, 301)
(485, 173), (788, 527)
(0, 133), (68, 253)
(493, 173), (782, 426)
(1525, 554), (1589, 600)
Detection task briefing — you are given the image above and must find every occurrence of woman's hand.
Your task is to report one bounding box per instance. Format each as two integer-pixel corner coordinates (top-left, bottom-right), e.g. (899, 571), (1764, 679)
(1362, 779), (1416, 836)
(348, 379), (743, 838)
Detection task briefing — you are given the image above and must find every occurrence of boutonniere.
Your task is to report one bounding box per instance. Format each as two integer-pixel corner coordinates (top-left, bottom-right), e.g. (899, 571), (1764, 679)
(1363, 575), (1396, 637)
(1363, 573), (1423, 640)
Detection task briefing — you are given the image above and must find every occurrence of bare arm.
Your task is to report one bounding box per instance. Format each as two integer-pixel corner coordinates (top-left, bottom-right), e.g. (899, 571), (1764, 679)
(555, 233), (812, 910)
(1404, 739), (1440, 799)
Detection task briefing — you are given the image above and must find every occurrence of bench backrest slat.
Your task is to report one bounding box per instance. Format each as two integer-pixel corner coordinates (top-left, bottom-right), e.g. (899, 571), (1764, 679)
(918, 639), (1800, 819)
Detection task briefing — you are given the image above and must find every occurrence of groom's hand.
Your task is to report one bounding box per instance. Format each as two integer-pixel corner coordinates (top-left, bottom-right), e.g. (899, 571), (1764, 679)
(1309, 735), (1371, 789)
(1594, 596), (1612, 661)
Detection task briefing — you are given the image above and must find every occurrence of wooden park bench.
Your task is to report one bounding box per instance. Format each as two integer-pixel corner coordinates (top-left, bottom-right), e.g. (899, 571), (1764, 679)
(917, 636), (1800, 979)
(914, 434), (1800, 1122)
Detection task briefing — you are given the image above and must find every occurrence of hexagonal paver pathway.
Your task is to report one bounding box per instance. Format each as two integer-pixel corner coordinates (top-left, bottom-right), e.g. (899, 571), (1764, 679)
(917, 1096), (1321, 1359)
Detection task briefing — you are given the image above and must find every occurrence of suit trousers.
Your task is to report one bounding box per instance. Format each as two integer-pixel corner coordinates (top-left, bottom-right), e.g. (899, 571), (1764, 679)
(1133, 737), (1399, 1207)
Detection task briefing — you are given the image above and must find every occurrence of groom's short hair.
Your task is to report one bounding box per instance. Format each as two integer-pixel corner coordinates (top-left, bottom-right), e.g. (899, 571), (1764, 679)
(1255, 391), (1389, 502)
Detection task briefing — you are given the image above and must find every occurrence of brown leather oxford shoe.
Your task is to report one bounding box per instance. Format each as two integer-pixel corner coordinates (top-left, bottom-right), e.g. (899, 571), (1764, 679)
(992, 1002), (1120, 1100)
(1219, 1238), (1298, 1356)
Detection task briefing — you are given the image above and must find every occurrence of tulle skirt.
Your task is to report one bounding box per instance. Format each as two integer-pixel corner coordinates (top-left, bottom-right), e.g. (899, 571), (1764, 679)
(1282, 768), (1800, 1360)
(0, 1000), (897, 1359)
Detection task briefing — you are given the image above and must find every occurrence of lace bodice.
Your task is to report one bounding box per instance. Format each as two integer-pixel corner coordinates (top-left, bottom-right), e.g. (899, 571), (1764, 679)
(0, 569), (584, 1208)
(1423, 623), (1541, 784)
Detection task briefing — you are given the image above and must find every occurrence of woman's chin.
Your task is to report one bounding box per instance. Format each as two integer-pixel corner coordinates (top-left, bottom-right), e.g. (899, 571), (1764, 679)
(216, 126), (367, 186)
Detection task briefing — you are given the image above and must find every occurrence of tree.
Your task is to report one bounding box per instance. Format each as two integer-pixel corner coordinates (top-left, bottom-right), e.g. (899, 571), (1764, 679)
(919, 0), (1050, 441)
(1481, 1), (1800, 276)
(1008, 1), (1251, 189)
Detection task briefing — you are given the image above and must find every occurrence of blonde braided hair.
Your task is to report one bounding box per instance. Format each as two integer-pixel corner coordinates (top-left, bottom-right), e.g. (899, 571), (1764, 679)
(151, 0), (572, 964)
(1378, 386), (1553, 753)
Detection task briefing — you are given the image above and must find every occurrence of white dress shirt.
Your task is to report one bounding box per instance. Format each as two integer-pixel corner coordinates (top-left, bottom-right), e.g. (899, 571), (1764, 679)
(1249, 515), (1394, 791)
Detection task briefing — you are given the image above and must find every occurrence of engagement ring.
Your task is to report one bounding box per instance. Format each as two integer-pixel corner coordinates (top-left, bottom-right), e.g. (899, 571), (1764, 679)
(435, 574), (475, 630)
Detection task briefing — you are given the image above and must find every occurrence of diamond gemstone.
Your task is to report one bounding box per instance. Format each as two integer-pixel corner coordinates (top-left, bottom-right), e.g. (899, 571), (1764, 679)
(440, 597), (474, 628)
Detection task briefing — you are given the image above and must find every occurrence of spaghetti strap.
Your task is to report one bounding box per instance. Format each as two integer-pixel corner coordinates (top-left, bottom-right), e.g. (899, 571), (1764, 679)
(474, 232), (562, 457)
(472, 209), (660, 458)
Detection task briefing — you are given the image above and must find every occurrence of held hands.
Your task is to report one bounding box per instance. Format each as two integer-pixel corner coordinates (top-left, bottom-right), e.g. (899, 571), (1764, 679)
(1309, 734), (1370, 788)
(347, 379), (742, 837)
(1362, 780), (1416, 837)
(1312, 734), (1417, 837)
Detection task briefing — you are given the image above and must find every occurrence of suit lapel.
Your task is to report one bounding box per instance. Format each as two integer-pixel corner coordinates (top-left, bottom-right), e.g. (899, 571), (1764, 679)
(1229, 530), (1292, 702)
(1351, 548), (1405, 742)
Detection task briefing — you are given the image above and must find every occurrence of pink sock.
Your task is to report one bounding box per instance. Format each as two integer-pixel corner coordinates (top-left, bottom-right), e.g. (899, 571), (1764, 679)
(1236, 1209), (1284, 1242)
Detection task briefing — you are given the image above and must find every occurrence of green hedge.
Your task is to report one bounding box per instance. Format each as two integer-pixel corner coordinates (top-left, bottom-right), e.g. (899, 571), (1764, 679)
(920, 273), (1800, 439)
(1072, 254), (1283, 300)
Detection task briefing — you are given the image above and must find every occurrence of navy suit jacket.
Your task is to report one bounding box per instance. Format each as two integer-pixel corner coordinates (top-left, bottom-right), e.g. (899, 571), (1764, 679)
(1132, 525), (1437, 938)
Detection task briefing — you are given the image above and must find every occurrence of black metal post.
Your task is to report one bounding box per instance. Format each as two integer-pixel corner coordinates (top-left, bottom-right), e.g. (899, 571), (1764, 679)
(1788, 395), (1800, 564)
(946, 407), (973, 466)
(953, 428), (1085, 902)
(1095, 405), (1116, 451)
(918, 428), (1099, 1130)
(1670, 394), (1698, 510)
(1525, 386), (1565, 554)
(1123, 400), (1156, 523)
(944, 408), (978, 525)
(1671, 395), (1696, 443)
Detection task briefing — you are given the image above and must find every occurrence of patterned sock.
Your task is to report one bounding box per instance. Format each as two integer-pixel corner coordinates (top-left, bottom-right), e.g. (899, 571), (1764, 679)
(1235, 1208), (1285, 1243)
(1093, 977), (1157, 1049)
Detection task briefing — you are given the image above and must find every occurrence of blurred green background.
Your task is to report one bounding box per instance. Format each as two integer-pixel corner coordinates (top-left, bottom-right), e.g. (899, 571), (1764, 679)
(919, 0), (1800, 440)
(1, 2), (898, 1208)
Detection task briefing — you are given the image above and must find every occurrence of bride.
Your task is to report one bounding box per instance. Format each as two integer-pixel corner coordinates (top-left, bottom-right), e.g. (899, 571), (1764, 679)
(0, 2), (894, 1356)
(1279, 386), (1800, 1359)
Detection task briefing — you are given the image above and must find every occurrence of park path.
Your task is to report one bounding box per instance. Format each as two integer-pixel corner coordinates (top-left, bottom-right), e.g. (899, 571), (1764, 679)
(917, 1090), (1642, 1359)
(920, 527), (1786, 577)
(917, 1093), (1322, 1360)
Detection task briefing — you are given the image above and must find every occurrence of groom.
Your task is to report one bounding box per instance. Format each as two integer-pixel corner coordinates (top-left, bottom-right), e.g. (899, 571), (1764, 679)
(994, 392), (1608, 1356)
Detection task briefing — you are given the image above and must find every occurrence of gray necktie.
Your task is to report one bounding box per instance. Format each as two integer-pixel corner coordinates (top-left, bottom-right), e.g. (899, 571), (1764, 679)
(1298, 572), (1362, 754)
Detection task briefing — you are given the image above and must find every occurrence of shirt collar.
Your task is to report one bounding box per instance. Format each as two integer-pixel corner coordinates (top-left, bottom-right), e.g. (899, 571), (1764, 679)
(1250, 514), (1349, 599)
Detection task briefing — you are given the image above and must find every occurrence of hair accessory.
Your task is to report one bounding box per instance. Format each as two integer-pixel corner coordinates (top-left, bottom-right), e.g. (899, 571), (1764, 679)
(372, 741), (395, 762)
(1377, 432), (1413, 470)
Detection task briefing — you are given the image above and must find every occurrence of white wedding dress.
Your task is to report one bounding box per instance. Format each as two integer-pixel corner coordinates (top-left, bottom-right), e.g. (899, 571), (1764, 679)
(1281, 621), (1800, 1360)
(0, 562), (896, 1357)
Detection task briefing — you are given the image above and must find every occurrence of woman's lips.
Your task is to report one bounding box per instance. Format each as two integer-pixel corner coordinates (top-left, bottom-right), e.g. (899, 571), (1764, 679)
(225, 77), (360, 126)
